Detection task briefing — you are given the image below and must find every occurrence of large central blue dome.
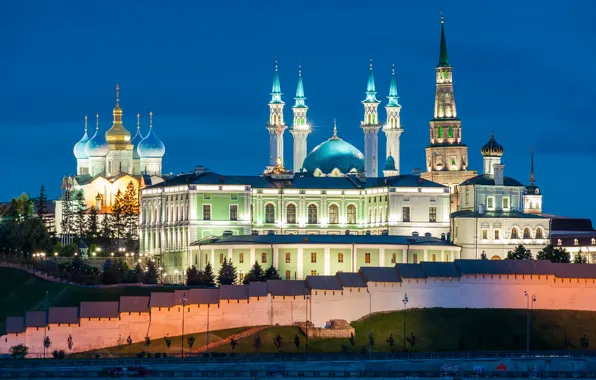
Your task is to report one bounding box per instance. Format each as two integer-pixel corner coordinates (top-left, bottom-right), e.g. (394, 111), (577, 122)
(302, 134), (364, 176)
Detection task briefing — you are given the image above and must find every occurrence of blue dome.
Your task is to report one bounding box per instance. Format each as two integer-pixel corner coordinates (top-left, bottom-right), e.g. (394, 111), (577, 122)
(302, 136), (364, 175)
(131, 128), (143, 159)
(137, 128), (165, 158)
(73, 130), (90, 159)
(85, 129), (109, 157)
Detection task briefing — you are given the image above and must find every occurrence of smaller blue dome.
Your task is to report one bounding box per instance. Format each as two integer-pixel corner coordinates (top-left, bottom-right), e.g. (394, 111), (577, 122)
(137, 128), (165, 158)
(385, 155), (396, 171)
(131, 127), (144, 159)
(85, 129), (109, 157)
(73, 130), (90, 159)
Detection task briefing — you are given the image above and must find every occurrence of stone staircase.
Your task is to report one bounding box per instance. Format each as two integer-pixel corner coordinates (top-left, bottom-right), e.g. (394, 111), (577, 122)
(193, 326), (268, 352)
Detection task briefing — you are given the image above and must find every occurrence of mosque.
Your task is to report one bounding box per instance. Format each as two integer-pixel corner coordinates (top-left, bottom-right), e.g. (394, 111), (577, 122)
(58, 17), (596, 283)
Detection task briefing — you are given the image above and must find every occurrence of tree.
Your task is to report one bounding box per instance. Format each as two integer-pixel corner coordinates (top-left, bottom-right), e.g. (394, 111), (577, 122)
(86, 206), (100, 245)
(294, 334), (300, 349)
(368, 333), (375, 347)
(117, 335), (124, 354)
(246, 261), (265, 282)
(99, 211), (113, 251)
(580, 334), (590, 349)
(265, 265), (281, 280)
(386, 333), (395, 347)
(143, 260), (159, 284)
(187, 336), (196, 350)
(110, 190), (125, 245)
(230, 338), (237, 351)
(186, 265), (200, 286)
(127, 336), (133, 356)
(537, 245), (570, 263)
(9, 344), (28, 359)
(273, 334), (283, 350)
(75, 192), (88, 238)
(480, 251), (488, 260)
(242, 272), (258, 285)
(507, 245), (532, 260)
(67, 335), (73, 355)
(43, 336), (52, 354)
(253, 335), (262, 352)
(201, 262), (215, 287)
(122, 181), (140, 253)
(36, 185), (48, 217)
(102, 259), (129, 285)
(574, 251), (588, 264)
(164, 336), (172, 355)
(61, 189), (74, 239)
(217, 258), (237, 285)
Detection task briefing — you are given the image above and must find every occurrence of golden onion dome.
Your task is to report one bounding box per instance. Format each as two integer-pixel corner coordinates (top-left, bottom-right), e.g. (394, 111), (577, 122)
(105, 84), (132, 148)
(481, 132), (504, 157)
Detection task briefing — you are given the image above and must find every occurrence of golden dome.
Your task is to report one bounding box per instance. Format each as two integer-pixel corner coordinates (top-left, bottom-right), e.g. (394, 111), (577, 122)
(105, 84), (132, 149)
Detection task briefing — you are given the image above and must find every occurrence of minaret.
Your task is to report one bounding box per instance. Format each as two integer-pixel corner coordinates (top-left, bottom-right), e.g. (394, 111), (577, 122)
(361, 58), (382, 178)
(383, 63), (403, 175)
(290, 64), (310, 173)
(421, 13), (476, 199)
(266, 60), (287, 168)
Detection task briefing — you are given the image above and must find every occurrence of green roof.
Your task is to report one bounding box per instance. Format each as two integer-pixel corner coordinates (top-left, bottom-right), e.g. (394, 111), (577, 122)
(293, 71), (306, 108)
(437, 21), (449, 67)
(270, 65), (283, 104)
(387, 66), (400, 107)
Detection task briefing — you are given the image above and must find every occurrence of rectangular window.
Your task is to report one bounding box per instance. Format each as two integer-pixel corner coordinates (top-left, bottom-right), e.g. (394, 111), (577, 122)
(503, 197), (510, 210)
(482, 229), (488, 240)
(311, 270), (317, 276)
(413, 253), (418, 264)
(432, 254), (436, 262)
(365, 253), (371, 264)
(391, 253), (396, 264)
(261, 252), (267, 263)
(429, 207), (437, 223)
(230, 205), (238, 221)
(285, 270), (291, 280)
(338, 253), (344, 263)
(494, 230), (500, 240)
(219, 253), (224, 264)
(487, 197), (494, 210)
(239, 252), (244, 263)
(239, 272), (244, 282)
(403, 207), (410, 222)
(285, 252), (291, 263)
(311, 252), (317, 263)
(203, 205), (211, 220)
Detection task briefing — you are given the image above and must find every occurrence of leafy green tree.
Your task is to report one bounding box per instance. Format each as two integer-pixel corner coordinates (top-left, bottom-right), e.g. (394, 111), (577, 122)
(507, 245), (532, 260)
(9, 216), (52, 255)
(537, 245), (570, 263)
(101, 259), (130, 285)
(9, 344), (28, 359)
(201, 262), (215, 287)
(217, 258), (237, 285)
(143, 259), (159, 284)
(75, 192), (88, 238)
(265, 265), (281, 280)
(574, 251), (588, 264)
(67, 335), (73, 354)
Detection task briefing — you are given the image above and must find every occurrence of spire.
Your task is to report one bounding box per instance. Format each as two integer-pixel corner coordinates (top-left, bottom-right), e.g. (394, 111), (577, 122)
(332, 118), (338, 139)
(529, 146), (535, 186)
(294, 63), (306, 108)
(387, 62), (400, 107)
(115, 84), (120, 105)
(438, 11), (450, 67)
(137, 113), (141, 131)
(364, 57), (379, 102)
(95, 113), (99, 131)
(149, 111), (153, 129)
(270, 59), (283, 104)
(84, 115), (88, 133)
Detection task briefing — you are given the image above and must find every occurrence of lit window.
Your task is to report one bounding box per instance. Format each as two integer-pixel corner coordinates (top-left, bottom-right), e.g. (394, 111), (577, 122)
(523, 227), (531, 239)
(347, 205), (357, 224)
(429, 207), (437, 223)
(308, 204), (318, 224)
(503, 197), (510, 210)
(203, 205), (211, 220)
(432, 254), (436, 262)
(329, 204), (339, 224)
(219, 253), (224, 264)
(448, 126), (453, 138)
(311, 252), (317, 263)
(438, 125), (443, 138)
(338, 253), (344, 263)
(482, 229), (488, 240)
(239, 253), (244, 264)
(265, 203), (275, 224)
(365, 253), (371, 264)
(511, 228), (519, 239)
(311, 270), (317, 276)
(403, 207), (410, 222)
(413, 253), (418, 264)
(286, 204), (296, 224)
(574, 239), (579, 246)
(536, 228), (544, 239)
(261, 253), (267, 263)
(592, 238), (595, 245)
(494, 230), (500, 240)
(391, 253), (396, 264)
(230, 205), (238, 221)
(239, 272), (245, 282)
(557, 239), (562, 246)
(487, 197), (494, 210)
(285, 252), (291, 263)
(285, 270), (291, 280)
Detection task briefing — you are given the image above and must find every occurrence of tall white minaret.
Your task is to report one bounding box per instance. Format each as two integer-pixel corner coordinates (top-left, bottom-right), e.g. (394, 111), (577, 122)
(361, 58), (381, 177)
(383, 63), (403, 175)
(266, 60), (287, 167)
(290, 64), (310, 173)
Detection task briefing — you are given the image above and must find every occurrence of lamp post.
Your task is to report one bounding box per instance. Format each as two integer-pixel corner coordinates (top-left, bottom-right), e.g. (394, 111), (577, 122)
(206, 303), (210, 357)
(43, 290), (49, 359)
(305, 294), (310, 356)
(181, 292), (187, 359)
(402, 293), (409, 350)
(366, 288), (372, 355)
(524, 291), (536, 352)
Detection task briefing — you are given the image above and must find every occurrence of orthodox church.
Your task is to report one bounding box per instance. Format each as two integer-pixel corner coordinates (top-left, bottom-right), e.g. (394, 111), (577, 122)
(55, 87), (166, 235)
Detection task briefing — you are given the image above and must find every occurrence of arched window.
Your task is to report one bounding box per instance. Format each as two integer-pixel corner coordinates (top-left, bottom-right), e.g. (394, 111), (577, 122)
(536, 228), (544, 239)
(347, 205), (357, 224)
(523, 227), (531, 239)
(448, 126), (453, 138)
(308, 204), (318, 224)
(491, 255), (502, 260)
(329, 204), (339, 224)
(438, 125), (443, 138)
(286, 204), (296, 224)
(265, 203), (275, 224)
(374, 209), (377, 223)
(511, 228), (519, 239)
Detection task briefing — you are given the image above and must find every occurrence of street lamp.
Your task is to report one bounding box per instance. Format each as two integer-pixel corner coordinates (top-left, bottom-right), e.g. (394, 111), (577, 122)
(305, 294), (310, 356)
(524, 291), (536, 352)
(366, 288), (372, 355)
(43, 290), (49, 359)
(180, 292), (187, 358)
(402, 293), (409, 350)
(206, 303), (210, 357)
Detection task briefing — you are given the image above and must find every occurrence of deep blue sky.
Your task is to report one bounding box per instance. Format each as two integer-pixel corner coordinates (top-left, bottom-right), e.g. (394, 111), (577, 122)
(1, 0), (594, 219)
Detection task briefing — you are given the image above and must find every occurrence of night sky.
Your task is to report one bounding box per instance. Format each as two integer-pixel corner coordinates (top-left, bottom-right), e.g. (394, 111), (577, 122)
(1, 1), (593, 219)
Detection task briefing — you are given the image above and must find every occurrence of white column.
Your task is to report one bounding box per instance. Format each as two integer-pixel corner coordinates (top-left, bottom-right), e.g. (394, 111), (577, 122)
(210, 250), (215, 265)
(250, 248), (255, 266)
(424, 248), (428, 262)
(297, 247), (304, 279)
(402, 248), (407, 263)
(273, 247), (279, 269)
(353, 247), (358, 272)
(324, 247), (331, 275)
(379, 248), (385, 267)
(227, 248), (233, 262)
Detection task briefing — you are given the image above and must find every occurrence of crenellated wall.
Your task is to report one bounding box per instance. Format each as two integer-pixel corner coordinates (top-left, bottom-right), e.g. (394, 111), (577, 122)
(3, 273), (596, 356)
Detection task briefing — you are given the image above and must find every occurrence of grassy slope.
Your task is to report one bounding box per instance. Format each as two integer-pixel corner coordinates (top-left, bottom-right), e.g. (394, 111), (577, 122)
(0, 267), (177, 335)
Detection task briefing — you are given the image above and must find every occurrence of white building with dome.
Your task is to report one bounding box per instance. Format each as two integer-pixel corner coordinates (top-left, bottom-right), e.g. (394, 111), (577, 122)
(55, 86), (166, 236)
